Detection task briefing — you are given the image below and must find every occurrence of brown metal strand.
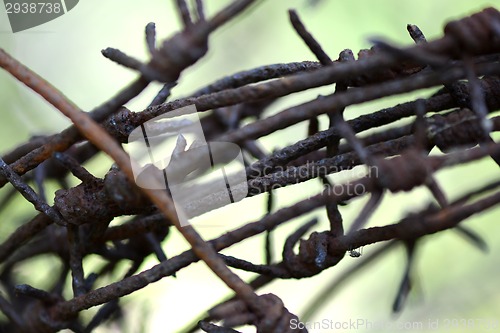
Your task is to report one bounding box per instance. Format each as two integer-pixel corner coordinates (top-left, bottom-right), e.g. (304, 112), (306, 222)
(1, 7), (500, 332)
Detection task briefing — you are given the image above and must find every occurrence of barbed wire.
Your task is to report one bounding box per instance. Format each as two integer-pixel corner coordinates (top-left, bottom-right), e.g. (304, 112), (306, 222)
(1, 2), (500, 332)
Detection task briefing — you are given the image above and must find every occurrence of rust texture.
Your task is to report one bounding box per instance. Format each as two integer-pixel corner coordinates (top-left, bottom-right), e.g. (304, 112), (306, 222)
(1, 3), (500, 333)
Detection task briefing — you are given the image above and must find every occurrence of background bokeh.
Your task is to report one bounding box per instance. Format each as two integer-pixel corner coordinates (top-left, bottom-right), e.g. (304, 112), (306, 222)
(1, 1), (499, 332)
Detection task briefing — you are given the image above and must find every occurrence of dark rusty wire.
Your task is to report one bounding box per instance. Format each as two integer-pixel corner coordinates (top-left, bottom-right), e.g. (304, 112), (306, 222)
(0, 5), (500, 333)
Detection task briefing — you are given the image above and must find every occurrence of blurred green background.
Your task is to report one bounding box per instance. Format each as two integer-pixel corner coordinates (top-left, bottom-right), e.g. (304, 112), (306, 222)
(1, 1), (500, 332)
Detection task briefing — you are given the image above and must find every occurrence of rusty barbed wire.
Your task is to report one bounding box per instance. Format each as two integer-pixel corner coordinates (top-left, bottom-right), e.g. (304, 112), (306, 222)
(0, 4), (500, 333)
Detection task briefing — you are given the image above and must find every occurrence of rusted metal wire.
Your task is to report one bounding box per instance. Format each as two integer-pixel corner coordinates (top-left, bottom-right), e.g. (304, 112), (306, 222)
(1, 5), (500, 333)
